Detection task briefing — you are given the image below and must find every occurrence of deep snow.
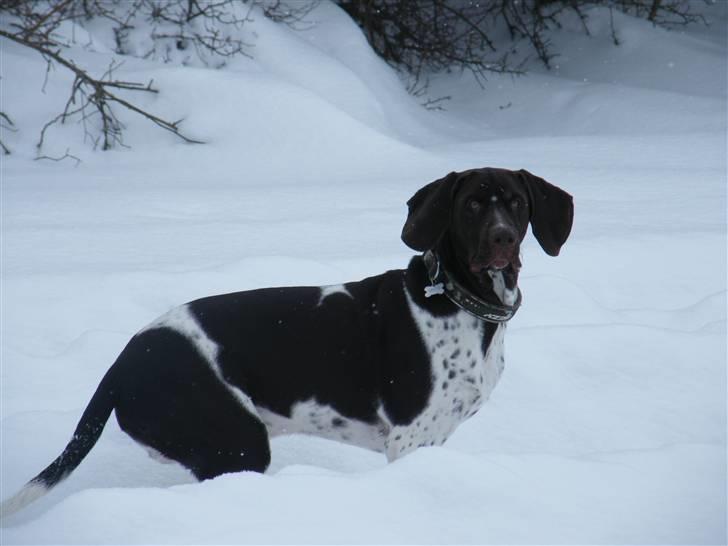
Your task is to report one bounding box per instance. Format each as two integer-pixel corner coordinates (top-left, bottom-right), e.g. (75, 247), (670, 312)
(1, 1), (726, 544)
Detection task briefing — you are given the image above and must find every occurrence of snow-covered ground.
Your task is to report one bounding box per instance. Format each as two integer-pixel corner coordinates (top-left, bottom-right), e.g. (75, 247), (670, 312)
(1, 2), (726, 544)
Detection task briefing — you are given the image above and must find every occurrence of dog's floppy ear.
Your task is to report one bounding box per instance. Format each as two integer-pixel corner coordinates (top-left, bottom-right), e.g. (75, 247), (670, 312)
(401, 171), (461, 251)
(519, 169), (574, 256)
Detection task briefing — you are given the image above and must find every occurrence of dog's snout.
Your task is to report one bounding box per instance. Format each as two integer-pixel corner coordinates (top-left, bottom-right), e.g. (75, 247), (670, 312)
(489, 225), (517, 248)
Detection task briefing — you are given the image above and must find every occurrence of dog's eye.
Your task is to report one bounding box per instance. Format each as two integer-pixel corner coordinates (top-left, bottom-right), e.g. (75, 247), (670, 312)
(468, 199), (481, 212)
(511, 197), (523, 209)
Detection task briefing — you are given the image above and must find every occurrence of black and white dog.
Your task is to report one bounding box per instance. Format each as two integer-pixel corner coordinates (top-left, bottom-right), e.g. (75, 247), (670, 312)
(1, 167), (573, 517)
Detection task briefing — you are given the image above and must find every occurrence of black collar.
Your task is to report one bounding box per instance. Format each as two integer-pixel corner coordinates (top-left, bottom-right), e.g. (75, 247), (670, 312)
(422, 250), (522, 323)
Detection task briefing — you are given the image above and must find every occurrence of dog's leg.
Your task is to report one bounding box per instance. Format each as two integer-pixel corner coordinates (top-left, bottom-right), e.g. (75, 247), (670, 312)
(384, 423), (439, 462)
(113, 328), (271, 480)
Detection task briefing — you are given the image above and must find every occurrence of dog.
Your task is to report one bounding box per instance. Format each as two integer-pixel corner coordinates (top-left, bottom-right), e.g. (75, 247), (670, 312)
(0, 167), (573, 518)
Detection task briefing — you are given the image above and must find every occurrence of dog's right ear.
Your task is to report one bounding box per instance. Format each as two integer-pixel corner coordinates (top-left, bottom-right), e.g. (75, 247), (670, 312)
(401, 171), (461, 252)
(519, 169), (574, 257)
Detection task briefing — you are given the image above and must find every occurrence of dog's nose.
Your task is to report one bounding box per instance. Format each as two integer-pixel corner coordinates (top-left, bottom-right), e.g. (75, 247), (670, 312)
(489, 226), (517, 248)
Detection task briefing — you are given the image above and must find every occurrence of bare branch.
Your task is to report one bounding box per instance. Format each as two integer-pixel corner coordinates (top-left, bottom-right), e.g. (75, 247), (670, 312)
(0, 111), (16, 155)
(20, 0), (75, 40)
(0, 27), (203, 150)
(0, 0), (318, 151)
(34, 148), (82, 166)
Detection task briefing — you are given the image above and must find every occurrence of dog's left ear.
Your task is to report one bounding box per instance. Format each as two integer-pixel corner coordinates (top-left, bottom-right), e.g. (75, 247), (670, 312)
(401, 171), (461, 251)
(519, 169), (574, 256)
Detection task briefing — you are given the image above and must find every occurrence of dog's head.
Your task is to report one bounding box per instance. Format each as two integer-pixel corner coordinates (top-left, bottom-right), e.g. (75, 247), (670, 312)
(402, 167), (573, 293)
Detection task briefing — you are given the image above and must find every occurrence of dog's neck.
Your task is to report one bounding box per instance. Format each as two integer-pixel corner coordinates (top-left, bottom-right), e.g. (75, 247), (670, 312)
(416, 248), (521, 323)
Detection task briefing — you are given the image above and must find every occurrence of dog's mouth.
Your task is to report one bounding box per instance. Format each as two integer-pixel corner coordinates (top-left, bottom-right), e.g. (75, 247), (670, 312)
(468, 253), (521, 274)
(470, 258), (508, 272)
(468, 253), (521, 294)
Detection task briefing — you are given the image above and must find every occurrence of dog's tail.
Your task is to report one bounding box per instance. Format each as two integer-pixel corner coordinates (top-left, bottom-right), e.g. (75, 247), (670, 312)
(0, 365), (118, 520)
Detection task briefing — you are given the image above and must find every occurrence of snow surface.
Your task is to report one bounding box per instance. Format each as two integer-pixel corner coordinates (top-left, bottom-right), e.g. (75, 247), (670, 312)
(1, 2), (726, 544)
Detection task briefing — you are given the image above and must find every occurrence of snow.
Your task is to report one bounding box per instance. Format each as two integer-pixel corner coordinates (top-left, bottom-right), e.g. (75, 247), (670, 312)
(1, 1), (726, 543)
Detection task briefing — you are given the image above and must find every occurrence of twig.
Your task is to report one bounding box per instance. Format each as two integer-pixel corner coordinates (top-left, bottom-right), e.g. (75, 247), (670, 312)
(609, 7), (621, 46)
(34, 148), (82, 166)
(0, 111), (17, 155)
(422, 95), (451, 111)
(20, 0), (75, 40)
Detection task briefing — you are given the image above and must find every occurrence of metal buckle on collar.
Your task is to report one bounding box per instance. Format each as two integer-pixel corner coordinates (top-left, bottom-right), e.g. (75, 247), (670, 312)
(422, 250), (521, 323)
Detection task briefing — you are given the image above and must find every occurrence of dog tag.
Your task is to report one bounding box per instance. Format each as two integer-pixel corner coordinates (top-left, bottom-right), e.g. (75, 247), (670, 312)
(424, 283), (445, 298)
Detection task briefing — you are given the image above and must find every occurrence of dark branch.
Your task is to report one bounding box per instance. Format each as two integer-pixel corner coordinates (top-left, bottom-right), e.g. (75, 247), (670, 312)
(0, 27), (203, 150)
(0, 111), (16, 155)
(34, 148), (82, 166)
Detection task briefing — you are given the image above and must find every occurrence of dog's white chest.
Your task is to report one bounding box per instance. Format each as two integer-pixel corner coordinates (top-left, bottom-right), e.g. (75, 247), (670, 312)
(383, 291), (506, 460)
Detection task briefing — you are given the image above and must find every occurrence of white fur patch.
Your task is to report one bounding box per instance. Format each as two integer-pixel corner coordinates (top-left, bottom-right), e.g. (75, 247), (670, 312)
(0, 482), (48, 520)
(141, 305), (259, 418)
(143, 445), (176, 465)
(383, 285), (506, 461)
(317, 284), (353, 306)
(487, 270), (519, 305)
(257, 400), (387, 452)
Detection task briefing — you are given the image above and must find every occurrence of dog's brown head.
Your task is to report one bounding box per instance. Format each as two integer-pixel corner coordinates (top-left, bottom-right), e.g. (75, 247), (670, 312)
(402, 167), (574, 294)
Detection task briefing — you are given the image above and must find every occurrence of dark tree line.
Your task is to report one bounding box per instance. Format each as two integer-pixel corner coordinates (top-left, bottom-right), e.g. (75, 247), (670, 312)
(335, 0), (711, 89)
(0, 0), (711, 155)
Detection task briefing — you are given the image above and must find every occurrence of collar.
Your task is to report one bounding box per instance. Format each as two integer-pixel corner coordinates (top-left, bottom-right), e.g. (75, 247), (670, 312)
(422, 250), (522, 323)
